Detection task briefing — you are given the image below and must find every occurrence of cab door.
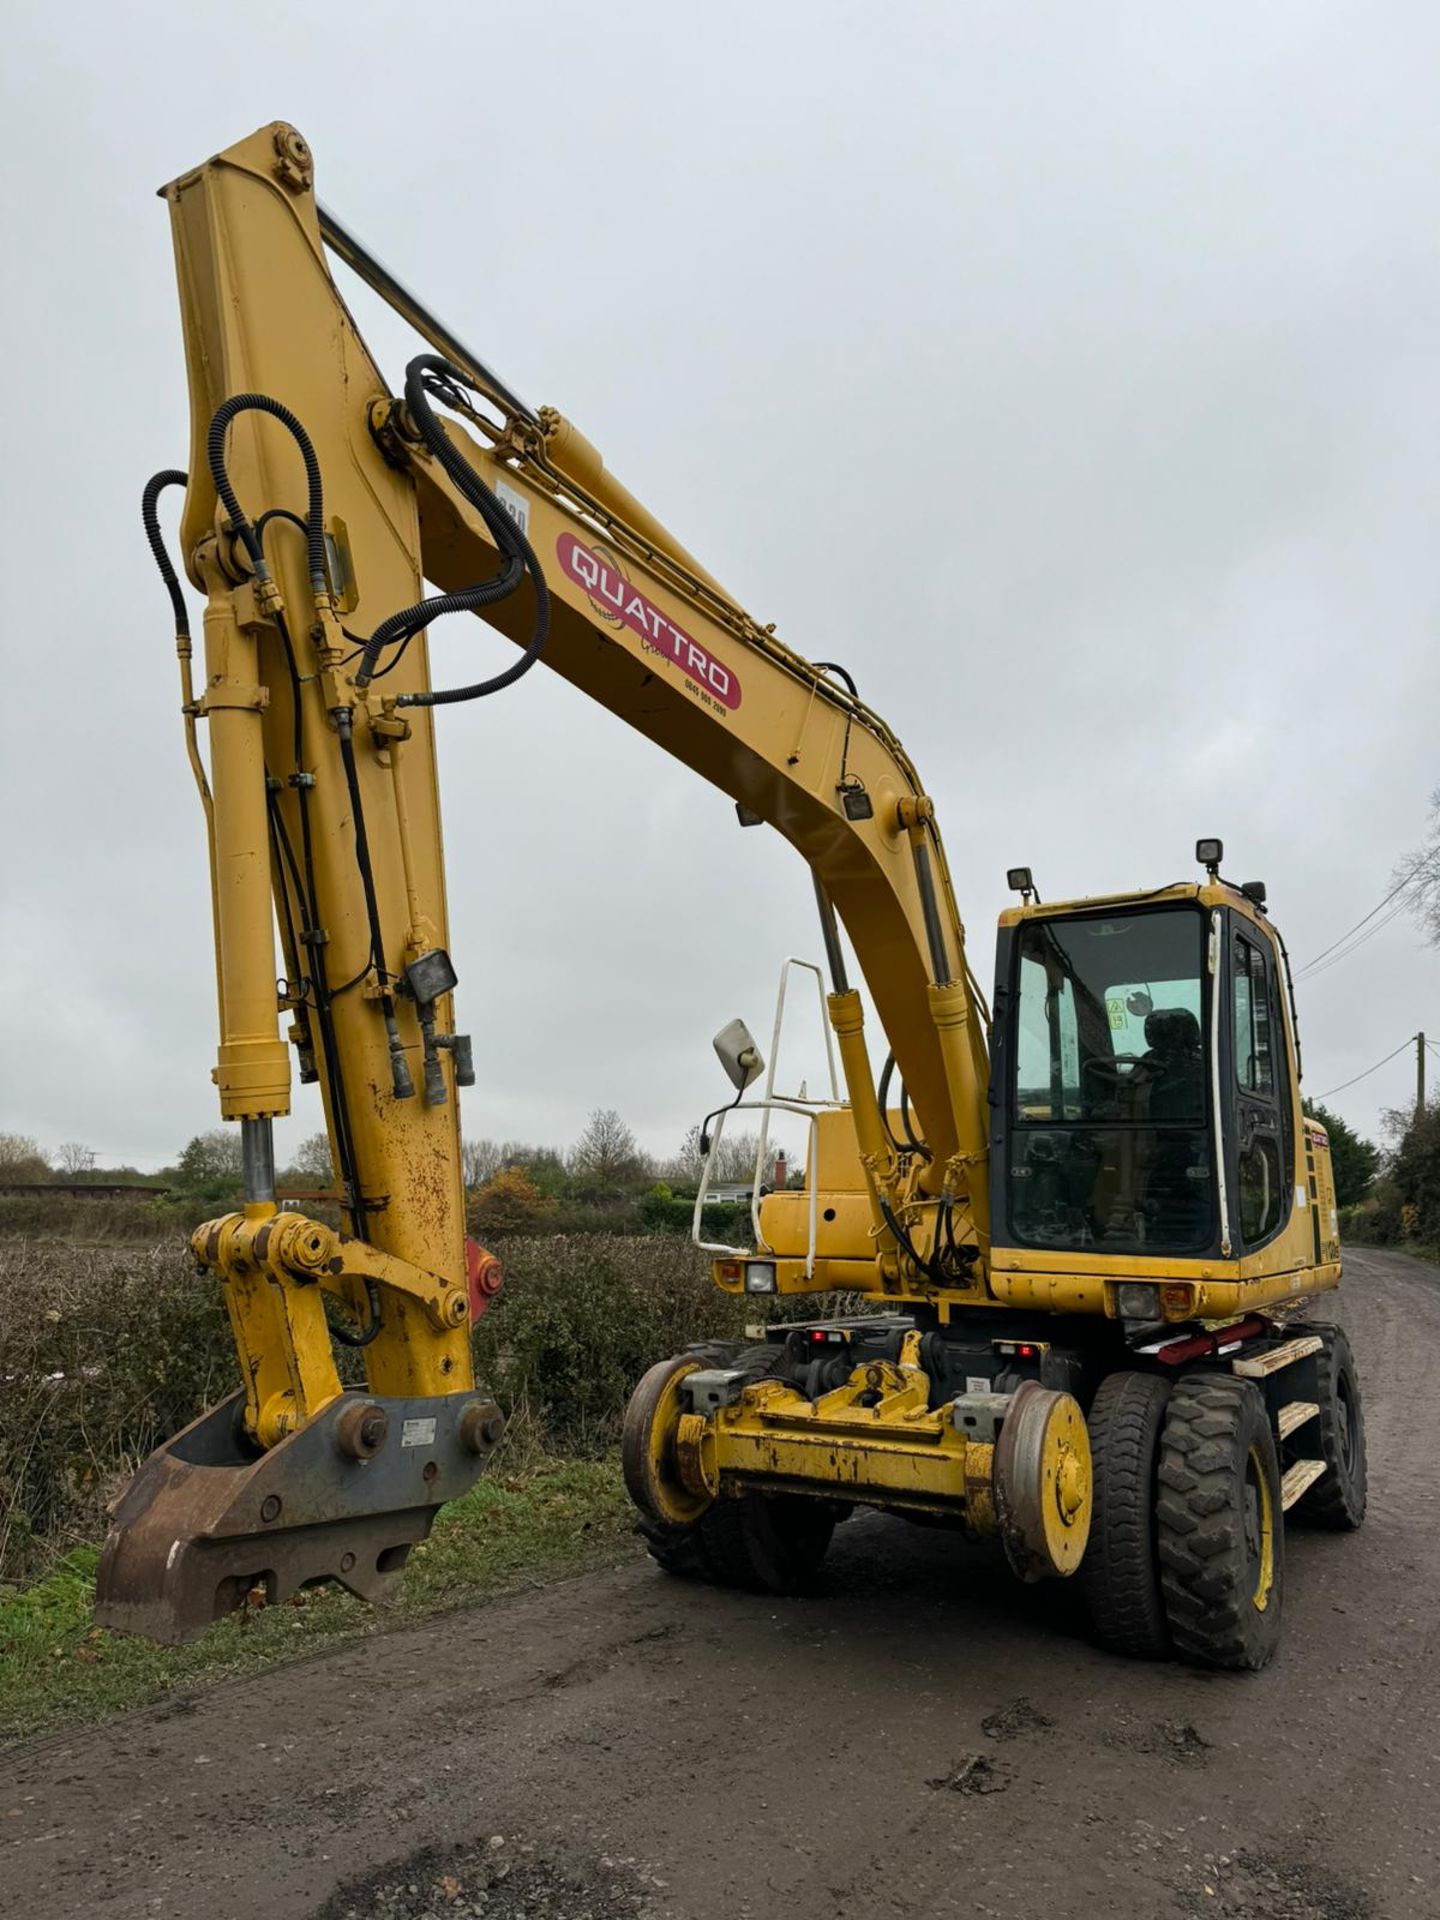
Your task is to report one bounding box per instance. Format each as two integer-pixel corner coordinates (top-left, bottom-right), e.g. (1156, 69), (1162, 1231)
(1226, 916), (1292, 1251)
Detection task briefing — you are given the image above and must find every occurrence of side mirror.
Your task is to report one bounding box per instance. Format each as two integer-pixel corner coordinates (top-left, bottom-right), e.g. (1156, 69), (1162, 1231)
(712, 1018), (764, 1092)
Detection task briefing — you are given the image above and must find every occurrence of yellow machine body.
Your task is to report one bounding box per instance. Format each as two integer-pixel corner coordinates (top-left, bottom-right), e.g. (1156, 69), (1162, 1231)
(96, 124), (1348, 1646)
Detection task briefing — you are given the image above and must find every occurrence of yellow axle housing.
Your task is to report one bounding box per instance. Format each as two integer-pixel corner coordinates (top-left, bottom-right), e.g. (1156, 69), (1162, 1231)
(624, 1340), (1093, 1584)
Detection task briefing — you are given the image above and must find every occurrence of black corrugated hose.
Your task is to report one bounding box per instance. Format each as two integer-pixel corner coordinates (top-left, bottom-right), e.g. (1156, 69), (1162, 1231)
(141, 470), (191, 637)
(354, 353), (549, 706)
(206, 393), (328, 596)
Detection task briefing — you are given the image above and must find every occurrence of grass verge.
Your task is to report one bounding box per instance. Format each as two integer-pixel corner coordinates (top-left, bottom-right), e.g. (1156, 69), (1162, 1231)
(0, 1452), (630, 1749)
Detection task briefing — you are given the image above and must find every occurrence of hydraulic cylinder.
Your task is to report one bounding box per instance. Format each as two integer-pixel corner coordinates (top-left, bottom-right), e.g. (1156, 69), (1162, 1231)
(199, 561), (290, 1121)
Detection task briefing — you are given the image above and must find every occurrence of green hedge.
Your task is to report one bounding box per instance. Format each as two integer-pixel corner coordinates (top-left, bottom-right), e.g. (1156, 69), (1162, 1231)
(0, 1243), (235, 1586)
(0, 1233), (748, 1587)
(471, 1234), (746, 1448)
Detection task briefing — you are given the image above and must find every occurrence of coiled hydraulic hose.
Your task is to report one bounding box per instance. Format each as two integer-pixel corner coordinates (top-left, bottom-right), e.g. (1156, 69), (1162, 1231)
(354, 354), (549, 706)
(207, 393), (329, 597)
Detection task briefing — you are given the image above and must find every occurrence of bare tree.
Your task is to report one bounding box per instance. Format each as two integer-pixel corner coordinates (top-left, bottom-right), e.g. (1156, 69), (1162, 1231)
(663, 1123), (762, 1186)
(663, 1125), (706, 1185)
(0, 1133), (51, 1180)
(56, 1142), (96, 1176)
(461, 1137), (504, 1190)
(569, 1108), (648, 1196)
(1398, 786), (1440, 949)
(461, 1138), (561, 1190)
(287, 1132), (334, 1182)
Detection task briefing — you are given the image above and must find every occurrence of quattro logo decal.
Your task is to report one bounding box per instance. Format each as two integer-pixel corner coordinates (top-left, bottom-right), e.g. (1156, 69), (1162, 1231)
(556, 531), (742, 711)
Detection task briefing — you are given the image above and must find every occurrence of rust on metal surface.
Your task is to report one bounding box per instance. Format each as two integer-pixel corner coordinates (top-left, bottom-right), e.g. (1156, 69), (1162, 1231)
(94, 1388), (502, 1644)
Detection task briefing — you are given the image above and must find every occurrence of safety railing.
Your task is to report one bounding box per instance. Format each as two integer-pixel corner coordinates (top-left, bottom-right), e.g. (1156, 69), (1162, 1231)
(691, 958), (848, 1279)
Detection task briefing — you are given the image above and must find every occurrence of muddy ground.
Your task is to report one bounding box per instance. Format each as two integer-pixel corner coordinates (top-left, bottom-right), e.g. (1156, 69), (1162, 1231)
(3, 1246), (1436, 1920)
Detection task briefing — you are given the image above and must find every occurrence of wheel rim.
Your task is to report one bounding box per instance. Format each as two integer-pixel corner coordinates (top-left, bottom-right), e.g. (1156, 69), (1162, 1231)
(1244, 1445), (1276, 1612)
(622, 1358), (712, 1527)
(993, 1382), (1092, 1581)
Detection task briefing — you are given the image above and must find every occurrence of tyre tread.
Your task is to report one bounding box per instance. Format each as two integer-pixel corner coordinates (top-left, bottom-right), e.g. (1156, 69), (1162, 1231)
(1081, 1370), (1173, 1659)
(1293, 1325), (1367, 1530)
(1156, 1375), (1283, 1671)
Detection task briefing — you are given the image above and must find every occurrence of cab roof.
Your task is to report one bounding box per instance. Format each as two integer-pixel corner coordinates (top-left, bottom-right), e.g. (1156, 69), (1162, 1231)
(997, 878), (1275, 940)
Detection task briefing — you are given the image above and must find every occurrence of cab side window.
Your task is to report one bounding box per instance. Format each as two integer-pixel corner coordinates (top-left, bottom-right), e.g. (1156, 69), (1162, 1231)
(1238, 1133), (1281, 1243)
(1233, 941), (1274, 1098)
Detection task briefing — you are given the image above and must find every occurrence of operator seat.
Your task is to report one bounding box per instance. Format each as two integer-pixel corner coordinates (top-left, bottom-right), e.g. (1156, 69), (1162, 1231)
(1138, 1007), (1207, 1243)
(1143, 1008), (1203, 1120)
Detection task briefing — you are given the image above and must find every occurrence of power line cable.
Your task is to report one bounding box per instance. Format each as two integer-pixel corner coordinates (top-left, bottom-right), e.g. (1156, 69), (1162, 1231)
(1296, 856), (1433, 975)
(1313, 1035), (1418, 1101)
(1295, 895), (1420, 983)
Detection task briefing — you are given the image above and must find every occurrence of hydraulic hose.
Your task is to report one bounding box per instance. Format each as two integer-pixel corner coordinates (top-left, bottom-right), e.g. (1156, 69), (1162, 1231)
(141, 471), (191, 637)
(334, 708), (414, 1102)
(355, 354), (549, 706)
(147, 433), (380, 1342)
(813, 660), (858, 696)
(876, 1048), (929, 1159)
(877, 1191), (941, 1286)
(206, 394), (328, 596)
(876, 1048), (903, 1156)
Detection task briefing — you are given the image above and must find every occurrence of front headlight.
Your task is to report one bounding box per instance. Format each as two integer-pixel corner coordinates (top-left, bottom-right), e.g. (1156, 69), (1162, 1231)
(743, 1260), (778, 1295)
(1116, 1281), (1161, 1321)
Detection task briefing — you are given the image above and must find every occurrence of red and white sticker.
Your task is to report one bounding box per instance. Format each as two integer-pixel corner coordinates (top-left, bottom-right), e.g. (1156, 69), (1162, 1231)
(556, 531), (742, 710)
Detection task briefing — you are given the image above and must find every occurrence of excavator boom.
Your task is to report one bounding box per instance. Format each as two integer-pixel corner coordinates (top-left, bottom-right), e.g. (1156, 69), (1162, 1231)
(96, 122), (991, 1639)
(98, 125), (1356, 1671)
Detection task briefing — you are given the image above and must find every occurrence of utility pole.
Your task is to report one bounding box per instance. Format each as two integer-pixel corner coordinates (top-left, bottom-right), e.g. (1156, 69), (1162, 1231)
(1420, 1031), (1428, 1120)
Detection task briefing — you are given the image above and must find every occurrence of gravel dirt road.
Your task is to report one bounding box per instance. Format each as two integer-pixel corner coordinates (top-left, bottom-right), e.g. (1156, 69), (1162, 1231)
(3, 1247), (1436, 1920)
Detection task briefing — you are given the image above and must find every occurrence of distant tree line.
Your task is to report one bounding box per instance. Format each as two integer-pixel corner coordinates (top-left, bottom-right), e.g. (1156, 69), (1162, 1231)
(1337, 1097), (1440, 1253)
(3, 1108), (788, 1240)
(0, 1134), (158, 1187)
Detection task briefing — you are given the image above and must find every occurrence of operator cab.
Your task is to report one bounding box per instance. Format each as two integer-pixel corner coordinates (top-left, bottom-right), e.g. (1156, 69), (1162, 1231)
(989, 843), (1299, 1266)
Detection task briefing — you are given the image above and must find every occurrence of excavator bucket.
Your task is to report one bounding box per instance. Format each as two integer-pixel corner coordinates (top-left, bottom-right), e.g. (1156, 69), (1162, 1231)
(95, 1389), (502, 1644)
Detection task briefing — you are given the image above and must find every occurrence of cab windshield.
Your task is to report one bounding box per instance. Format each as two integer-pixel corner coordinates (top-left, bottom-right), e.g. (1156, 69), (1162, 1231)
(1007, 906), (1213, 1254)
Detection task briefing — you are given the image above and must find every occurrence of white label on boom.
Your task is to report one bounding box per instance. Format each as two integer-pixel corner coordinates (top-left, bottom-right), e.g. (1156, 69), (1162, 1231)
(495, 480), (530, 537)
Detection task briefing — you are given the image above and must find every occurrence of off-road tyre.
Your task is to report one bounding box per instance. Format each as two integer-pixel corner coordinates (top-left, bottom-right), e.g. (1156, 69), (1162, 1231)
(1080, 1370), (1173, 1659)
(637, 1518), (717, 1580)
(1156, 1375), (1284, 1671)
(1294, 1325), (1367, 1530)
(698, 1494), (836, 1594)
(689, 1345), (831, 1592)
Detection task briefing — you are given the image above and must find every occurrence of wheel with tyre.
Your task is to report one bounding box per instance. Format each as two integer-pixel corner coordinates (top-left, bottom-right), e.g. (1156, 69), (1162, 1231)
(1156, 1375), (1284, 1671)
(1080, 1370), (1172, 1659)
(1294, 1325), (1367, 1531)
(698, 1493), (835, 1594)
(635, 1516), (715, 1579)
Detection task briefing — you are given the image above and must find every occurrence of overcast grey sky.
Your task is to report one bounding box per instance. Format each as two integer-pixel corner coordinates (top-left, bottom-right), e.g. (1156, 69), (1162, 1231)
(0, 0), (1435, 1171)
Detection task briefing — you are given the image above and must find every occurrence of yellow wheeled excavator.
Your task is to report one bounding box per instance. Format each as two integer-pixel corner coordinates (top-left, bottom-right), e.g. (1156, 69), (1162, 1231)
(98, 123), (1366, 1671)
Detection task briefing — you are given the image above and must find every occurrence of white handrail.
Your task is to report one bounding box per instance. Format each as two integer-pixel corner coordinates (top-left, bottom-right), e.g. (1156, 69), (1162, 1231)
(691, 1099), (822, 1274)
(750, 958), (842, 1249)
(690, 956), (847, 1280)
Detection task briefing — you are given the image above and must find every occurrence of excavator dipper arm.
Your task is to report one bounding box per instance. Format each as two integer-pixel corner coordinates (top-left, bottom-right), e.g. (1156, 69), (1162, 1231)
(95, 122), (992, 1641)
